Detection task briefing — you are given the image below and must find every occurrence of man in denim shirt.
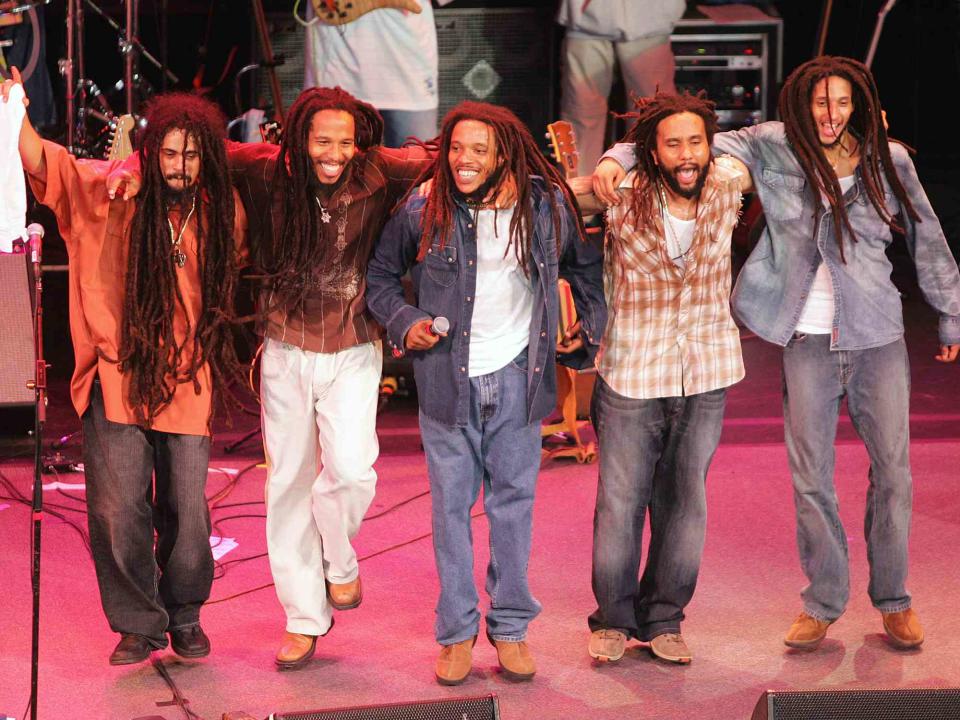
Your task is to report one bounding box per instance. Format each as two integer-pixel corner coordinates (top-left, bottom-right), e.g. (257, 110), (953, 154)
(594, 57), (960, 651)
(367, 101), (605, 685)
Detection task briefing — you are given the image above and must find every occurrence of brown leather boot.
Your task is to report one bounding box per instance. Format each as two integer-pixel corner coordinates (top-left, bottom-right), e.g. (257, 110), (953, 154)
(784, 612), (832, 649)
(487, 633), (536, 681)
(327, 577), (362, 610)
(275, 632), (317, 670)
(882, 608), (924, 649)
(435, 636), (476, 686)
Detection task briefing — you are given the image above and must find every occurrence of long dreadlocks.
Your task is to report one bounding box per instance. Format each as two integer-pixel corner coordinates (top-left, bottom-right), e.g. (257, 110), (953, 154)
(264, 86), (384, 309)
(779, 55), (919, 262)
(410, 101), (585, 271)
(616, 91), (719, 238)
(119, 92), (241, 427)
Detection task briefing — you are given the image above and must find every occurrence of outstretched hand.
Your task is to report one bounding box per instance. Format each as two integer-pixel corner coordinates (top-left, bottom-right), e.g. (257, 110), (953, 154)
(0, 67), (29, 107)
(107, 167), (142, 201)
(935, 344), (959, 363)
(592, 158), (626, 207)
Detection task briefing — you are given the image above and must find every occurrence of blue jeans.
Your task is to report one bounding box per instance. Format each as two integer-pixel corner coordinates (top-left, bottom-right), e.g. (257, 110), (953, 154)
(782, 334), (913, 621)
(83, 381), (213, 647)
(380, 108), (438, 147)
(589, 377), (726, 641)
(419, 352), (542, 645)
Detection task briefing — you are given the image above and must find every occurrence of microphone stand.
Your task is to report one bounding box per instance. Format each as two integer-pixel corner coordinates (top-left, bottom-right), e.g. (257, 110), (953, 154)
(25, 223), (47, 720)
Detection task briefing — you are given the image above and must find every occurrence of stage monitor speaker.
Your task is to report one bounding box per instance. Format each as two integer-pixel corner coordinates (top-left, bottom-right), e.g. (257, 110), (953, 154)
(0, 253), (34, 408)
(271, 694), (499, 720)
(751, 687), (960, 720)
(434, 6), (557, 149)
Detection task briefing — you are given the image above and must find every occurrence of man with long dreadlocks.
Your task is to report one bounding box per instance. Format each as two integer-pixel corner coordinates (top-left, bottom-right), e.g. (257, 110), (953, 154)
(225, 86), (432, 670)
(3, 70), (247, 665)
(594, 56), (960, 651)
(573, 91), (748, 666)
(366, 100), (606, 685)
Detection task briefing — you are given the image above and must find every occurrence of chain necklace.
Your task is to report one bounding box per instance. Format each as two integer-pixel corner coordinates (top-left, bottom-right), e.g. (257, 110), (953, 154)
(315, 195), (332, 224)
(658, 182), (698, 261)
(166, 195), (197, 269)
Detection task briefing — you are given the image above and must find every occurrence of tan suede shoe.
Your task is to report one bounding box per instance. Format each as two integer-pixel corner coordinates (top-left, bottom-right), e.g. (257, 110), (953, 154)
(784, 612), (832, 649)
(327, 577), (362, 610)
(487, 634), (536, 681)
(649, 633), (692, 664)
(275, 632), (317, 670)
(435, 636), (477, 686)
(882, 608), (924, 649)
(588, 629), (627, 662)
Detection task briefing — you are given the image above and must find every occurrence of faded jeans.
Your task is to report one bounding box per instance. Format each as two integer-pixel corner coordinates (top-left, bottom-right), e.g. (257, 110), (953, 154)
(589, 377), (726, 641)
(782, 334), (913, 621)
(83, 380), (212, 648)
(419, 351), (542, 645)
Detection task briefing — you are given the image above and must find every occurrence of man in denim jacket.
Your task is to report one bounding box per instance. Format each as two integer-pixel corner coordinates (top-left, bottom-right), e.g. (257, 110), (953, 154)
(367, 101), (605, 685)
(594, 57), (960, 651)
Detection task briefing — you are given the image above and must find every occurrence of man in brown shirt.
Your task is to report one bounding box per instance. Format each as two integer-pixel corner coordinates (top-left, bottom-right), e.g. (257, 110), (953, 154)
(3, 70), (247, 665)
(227, 87), (431, 669)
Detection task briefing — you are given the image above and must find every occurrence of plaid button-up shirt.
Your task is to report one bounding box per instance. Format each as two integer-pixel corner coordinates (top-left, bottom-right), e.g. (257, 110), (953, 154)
(596, 156), (745, 399)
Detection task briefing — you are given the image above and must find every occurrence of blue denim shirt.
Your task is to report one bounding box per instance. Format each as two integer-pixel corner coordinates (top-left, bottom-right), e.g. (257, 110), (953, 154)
(366, 180), (607, 428)
(718, 123), (960, 349)
(605, 125), (960, 349)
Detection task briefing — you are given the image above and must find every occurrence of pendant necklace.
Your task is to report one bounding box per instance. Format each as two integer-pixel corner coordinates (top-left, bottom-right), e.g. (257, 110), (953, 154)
(167, 196), (197, 269)
(315, 196), (332, 224)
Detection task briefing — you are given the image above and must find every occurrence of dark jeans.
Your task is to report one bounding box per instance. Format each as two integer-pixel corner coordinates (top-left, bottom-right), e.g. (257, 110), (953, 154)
(782, 334), (912, 621)
(589, 377), (726, 641)
(83, 381), (213, 647)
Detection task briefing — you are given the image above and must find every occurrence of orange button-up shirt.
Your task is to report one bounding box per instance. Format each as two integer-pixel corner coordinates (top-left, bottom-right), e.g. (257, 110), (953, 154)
(30, 141), (247, 436)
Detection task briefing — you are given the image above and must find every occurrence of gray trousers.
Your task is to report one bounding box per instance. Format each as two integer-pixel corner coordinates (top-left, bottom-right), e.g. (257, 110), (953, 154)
(83, 381), (213, 647)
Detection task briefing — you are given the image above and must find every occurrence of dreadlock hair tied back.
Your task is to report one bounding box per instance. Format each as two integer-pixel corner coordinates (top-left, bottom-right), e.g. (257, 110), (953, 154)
(778, 55), (919, 262)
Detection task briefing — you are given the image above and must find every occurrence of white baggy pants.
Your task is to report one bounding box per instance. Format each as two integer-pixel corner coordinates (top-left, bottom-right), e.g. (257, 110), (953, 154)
(261, 337), (381, 635)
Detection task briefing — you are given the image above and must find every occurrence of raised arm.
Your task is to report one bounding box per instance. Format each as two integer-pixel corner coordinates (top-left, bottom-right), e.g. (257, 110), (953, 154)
(1, 67), (44, 178)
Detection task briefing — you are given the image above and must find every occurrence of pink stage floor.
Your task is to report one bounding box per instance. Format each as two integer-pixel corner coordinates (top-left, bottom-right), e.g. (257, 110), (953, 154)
(1, 296), (959, 720)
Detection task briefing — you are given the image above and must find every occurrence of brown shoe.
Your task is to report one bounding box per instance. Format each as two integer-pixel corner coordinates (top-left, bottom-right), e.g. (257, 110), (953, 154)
(275, 632), (317, 670)
(588, 629), (627, 662)
(784, 612), (833, 649)
(327, 577), (362, 610)
(435, 636), (477, 686)
(882, 608), (924, 649)
(649, 633), (692, 664)
(487, 633), (536, 681)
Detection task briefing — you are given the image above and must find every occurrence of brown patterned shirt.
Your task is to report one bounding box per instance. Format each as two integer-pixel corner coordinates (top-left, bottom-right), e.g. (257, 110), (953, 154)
(229, 142), (431, 354)
(597, 156), (746, 399)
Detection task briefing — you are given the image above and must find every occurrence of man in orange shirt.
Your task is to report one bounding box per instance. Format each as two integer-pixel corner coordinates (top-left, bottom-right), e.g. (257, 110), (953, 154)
(2, 69), (246, 665)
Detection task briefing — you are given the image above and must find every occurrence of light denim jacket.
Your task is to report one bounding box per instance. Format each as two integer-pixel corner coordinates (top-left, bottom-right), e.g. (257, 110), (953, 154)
(366, 179), (607, 428)
(604, 124), (960, 349)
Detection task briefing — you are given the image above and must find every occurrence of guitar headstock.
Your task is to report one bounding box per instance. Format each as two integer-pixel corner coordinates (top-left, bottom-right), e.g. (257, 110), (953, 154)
(106, 114), (135, 162)
(546, 120), (580, 181)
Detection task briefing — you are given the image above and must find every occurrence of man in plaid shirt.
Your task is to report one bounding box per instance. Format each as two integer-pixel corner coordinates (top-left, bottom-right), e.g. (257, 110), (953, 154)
(578, 92), (749, 665)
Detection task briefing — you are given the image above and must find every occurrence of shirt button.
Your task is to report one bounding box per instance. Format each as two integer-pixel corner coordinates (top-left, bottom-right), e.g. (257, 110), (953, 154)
(447, 257), (454, 263)
(467, 223), (474, 229)
(539, 262), (544, 267)
(540, 331), (546, 337)
(463, 331), (468, 336)
(468, 260), (474, 266)
(466, 296), (472, 302)
(534, 367), (541, 373)
(460, 366), (466, 372)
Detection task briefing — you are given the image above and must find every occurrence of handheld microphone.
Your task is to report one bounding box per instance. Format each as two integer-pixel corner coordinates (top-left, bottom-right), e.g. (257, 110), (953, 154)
(26, 223), (44, 266)
(430, 316), (450, 336)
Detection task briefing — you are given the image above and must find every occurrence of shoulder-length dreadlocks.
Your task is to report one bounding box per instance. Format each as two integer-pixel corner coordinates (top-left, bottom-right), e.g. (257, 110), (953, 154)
(119, 92), (241, 428)
(779, 55), (919, 262)
(409, 100), (585, 271)
(616, 91), (719, 238)
(264, 86), (384, 309)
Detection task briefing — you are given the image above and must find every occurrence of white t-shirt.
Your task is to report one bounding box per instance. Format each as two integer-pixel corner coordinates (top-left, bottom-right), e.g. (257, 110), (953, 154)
(661, 206), (696, 272)
(304, 1), (439, 111)
(796, 173), (856, 334)
(468, 206), (534, 377)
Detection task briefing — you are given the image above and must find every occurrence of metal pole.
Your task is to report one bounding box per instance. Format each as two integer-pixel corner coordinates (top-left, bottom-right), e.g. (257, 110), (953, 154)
(124, 0), (135, 115)
(64, 0), (75, 151)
